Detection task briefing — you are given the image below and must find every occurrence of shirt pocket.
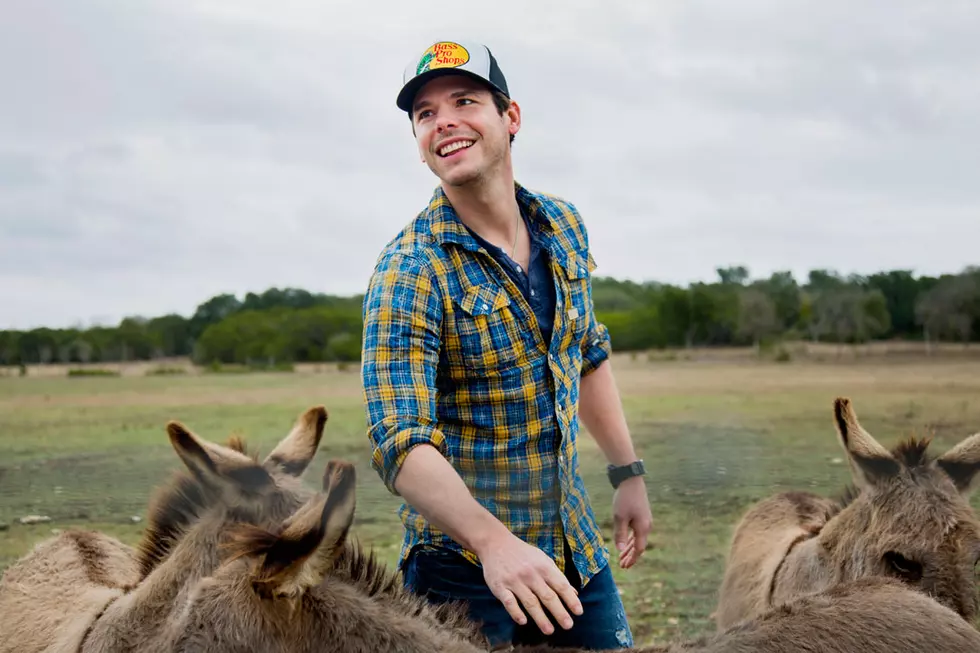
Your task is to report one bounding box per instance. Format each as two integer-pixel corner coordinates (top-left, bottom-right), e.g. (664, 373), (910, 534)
(449, 283), (523, 373)
(558, 252), (593, 344)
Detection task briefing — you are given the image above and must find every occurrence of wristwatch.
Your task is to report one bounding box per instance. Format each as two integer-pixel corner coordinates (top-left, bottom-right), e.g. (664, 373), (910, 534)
(607, 460), (646, 489)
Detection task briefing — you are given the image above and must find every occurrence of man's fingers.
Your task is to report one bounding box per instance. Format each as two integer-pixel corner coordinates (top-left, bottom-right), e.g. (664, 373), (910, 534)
(619, 530), (640, 568)
(618, 531), (635, 560)
(531, 580), (574, 630)
(544, 564), (583, 616)
(494, 587), (528, 627)
(622, 531), (635, 549)
(634, 526), (649, 559)
(512, 584), (554, 635)
(619, 543), (635, 568)
(613, 515), (629, 552)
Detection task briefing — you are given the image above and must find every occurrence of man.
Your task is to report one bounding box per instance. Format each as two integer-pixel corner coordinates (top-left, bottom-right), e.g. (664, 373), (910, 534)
(360, 39), (653, 650)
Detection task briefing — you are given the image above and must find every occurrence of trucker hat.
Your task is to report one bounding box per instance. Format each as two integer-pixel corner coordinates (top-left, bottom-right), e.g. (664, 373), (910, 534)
(396, 40), (510, 113)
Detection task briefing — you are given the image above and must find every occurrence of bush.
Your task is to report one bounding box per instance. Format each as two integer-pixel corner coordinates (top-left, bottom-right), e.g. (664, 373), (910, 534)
(145, 366), (188, 376)
(67, 368), (120, 377)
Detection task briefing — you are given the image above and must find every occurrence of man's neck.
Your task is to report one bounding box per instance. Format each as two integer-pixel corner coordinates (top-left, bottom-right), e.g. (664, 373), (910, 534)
(441, 172), (520, 245)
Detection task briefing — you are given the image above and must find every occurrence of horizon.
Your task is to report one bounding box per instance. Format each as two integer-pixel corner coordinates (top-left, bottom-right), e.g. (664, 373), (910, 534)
(4, 262), (973, 332)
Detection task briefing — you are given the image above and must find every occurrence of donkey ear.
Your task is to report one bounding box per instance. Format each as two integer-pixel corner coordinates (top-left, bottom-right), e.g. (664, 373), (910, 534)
(833, 398), (899, 489)
(935, 432), (980, 496)
(262, 406), (329, 477)
(167, 421), (272, 492)
(235, 459), (356, 597)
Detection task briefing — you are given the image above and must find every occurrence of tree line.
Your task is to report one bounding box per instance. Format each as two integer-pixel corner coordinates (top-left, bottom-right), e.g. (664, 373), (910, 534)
(1, 266), (978, 368)
(595, 266), (979, 353)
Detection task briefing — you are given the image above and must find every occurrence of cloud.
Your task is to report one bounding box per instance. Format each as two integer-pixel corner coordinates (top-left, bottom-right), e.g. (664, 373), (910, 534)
(2, 0), (979, 329)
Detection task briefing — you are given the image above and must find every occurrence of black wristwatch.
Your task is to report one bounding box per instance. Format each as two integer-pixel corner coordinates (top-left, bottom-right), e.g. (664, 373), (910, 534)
(607, 460), (646, 489)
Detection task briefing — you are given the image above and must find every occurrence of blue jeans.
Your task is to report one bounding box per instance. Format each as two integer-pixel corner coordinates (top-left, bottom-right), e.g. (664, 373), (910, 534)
(402, 543), (634, 650)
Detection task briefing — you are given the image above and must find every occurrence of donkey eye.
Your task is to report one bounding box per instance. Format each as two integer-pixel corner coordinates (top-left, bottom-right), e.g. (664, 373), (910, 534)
(884, 551), (923, 582)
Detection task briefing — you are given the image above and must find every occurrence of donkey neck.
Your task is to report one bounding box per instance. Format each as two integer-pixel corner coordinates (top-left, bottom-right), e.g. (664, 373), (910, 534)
(82, 510), (229, 652)
(769, 533), (836, 608)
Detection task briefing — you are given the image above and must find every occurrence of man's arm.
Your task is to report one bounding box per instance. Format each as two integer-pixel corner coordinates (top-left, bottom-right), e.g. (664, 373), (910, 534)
(579, 357), (638, 466)
(575, 251), (653, 569)
(576, 252), (635, 467)
(360, 251), (449, 494)
(360, 251), (582, 634)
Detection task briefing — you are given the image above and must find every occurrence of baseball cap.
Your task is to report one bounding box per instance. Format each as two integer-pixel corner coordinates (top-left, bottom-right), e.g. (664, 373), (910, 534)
(396, 40), (510, 113)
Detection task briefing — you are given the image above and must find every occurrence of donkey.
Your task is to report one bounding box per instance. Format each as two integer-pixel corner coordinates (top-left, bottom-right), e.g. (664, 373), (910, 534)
(714, 396), (980, 630)
(93, 458), (980, 653)
(133, 406), (487, 649)
(0, 404), (333, 653)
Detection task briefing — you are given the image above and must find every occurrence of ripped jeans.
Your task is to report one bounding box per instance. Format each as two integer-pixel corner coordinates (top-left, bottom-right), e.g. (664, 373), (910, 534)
(402, 541), (634, 650)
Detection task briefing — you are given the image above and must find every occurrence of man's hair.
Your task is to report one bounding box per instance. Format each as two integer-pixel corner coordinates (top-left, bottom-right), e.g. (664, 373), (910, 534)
(490, 91), (516, 145)
(410, 88), (515, 146)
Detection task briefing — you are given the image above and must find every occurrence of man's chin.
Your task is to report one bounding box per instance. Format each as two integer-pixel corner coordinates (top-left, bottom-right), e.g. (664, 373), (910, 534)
(437, 166), (481, 188)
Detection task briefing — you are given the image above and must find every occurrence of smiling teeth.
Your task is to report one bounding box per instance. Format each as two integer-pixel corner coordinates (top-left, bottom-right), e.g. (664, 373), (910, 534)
(440, 140), (473, 156)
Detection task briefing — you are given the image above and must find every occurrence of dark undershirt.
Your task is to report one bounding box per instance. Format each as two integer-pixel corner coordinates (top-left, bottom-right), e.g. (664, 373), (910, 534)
(465, 210), (557, 349)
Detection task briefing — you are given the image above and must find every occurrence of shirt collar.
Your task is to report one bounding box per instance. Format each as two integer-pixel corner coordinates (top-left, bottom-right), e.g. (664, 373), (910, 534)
(425, 181), (558, 253)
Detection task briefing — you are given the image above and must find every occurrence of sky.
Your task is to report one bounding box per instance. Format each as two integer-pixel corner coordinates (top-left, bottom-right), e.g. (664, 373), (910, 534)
(2, 0), (979, 330)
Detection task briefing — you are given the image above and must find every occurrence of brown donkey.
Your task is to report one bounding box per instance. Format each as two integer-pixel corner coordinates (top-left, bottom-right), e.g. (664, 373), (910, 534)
(92, 459), (980, 653)
(0, 405), (332, 653)
(714, 396), (980, 630)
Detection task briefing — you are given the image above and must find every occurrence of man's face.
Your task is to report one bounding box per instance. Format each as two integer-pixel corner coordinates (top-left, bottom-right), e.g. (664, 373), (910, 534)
(410, 74), (520, 187)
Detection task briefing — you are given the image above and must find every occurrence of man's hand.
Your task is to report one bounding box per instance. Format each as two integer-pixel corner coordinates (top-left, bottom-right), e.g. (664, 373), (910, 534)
(612, 476), (653, 569)
(476, 532), (584, 635)
(392, 445), (583, 634)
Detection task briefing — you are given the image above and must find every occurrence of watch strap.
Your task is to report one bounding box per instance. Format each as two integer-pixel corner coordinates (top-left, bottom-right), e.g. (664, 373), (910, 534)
(607, 460), (645, 489)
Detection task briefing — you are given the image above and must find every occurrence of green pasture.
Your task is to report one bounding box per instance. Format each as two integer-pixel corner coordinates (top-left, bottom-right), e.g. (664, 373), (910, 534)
(2, 354), (980, 645)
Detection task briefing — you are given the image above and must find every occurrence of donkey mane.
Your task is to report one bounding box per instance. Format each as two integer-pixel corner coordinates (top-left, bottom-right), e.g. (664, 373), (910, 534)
(830, 484), (862, 516)
(330, 537), (482, 637)
(891, 435), (934, 468)
(332, 537), (403, 598)
(826, 435), (937, 520)
(137, 471), (215, 578)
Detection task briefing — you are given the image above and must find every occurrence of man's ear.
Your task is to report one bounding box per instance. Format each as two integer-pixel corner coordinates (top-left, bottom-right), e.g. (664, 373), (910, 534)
(507, 99), (521, 138)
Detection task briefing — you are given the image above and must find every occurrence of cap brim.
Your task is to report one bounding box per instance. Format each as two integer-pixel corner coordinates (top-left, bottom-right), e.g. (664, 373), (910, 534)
(396, 68), (507, 113)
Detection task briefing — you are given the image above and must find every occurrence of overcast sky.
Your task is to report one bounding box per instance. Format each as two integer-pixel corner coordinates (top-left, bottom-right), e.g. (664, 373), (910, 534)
(2, 0), (979, 330)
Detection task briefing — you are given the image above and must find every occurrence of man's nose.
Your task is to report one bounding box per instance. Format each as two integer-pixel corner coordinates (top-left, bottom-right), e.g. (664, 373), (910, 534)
(436, 110), (458, 131)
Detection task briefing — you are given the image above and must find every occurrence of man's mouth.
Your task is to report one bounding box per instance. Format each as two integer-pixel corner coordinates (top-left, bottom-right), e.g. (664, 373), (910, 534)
(438, 139), (474, 157)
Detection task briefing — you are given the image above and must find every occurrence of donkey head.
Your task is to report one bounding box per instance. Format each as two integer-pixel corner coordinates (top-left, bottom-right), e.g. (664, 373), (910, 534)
(220, 459), (357, 601)
(163, 460), (491, 653)
(819, 397), (980, 620)
(136, 405), (330, 578)
(166, 460), (358, 652)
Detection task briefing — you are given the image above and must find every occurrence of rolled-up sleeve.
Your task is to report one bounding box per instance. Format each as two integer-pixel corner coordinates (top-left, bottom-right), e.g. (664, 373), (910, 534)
(360, 251), (448, 495)
(580, 250), (612, 377)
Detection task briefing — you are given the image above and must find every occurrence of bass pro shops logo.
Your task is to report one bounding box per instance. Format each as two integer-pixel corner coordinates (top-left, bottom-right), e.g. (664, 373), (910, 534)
(416, 42), (470, 75)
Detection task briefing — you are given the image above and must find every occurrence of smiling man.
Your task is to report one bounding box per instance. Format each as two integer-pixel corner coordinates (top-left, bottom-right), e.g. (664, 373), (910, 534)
(360, 39), (653, 650)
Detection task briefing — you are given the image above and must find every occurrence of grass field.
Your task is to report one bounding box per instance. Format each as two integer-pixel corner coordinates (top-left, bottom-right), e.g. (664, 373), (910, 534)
(2, 350), (980, 645)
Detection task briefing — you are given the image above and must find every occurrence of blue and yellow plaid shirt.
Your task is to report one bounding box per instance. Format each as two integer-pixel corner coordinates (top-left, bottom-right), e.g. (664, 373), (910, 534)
(360, 181), (612, 584)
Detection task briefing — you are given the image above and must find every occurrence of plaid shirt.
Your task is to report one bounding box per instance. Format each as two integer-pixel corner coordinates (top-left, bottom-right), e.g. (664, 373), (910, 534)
(360, 181), (612, 584)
